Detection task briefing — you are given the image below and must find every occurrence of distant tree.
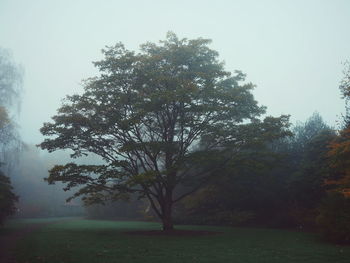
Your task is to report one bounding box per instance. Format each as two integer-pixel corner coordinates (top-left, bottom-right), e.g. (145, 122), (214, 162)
(340, 61), (350, 126)
(288, 129), (335, 227)
(288, 114), (335, 203)
(0, 48), (22, 170)
(326, 127), (350, 196)
(0, 103), (18, 225)
(326, 62), (350, 196)
(0, 47), (23, 223)
(175, 147), (287, 227)
(273, 113), (335, 227)
(0, 106), (18, 161)
(40, 33), (290, 230)
(178, 113), (335, 228)
(0, 48), (22, 109)
(291, 112), (330, 151)
(0, 106), (14, 145)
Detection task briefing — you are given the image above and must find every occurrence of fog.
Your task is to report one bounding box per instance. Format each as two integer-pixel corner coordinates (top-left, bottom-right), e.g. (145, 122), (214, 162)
(0, 0), (349, 145)
(9, 146), (82, 217)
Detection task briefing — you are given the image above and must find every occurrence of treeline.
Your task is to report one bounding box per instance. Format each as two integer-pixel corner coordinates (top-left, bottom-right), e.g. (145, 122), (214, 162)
(171, 66), (350, 243)
(86, 112), (350, 243)
(174, 112), (335, 228)
(0, 48), (22, 224)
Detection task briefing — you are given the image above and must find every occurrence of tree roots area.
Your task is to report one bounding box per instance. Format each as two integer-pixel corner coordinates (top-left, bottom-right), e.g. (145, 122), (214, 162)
(0, 218), (349, 263)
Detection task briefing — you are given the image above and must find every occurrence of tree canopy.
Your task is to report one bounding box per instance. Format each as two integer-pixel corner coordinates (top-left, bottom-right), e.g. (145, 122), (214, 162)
(177, 113), (333, 228)
(0, 48), (23, 109)
(0, 47), (22, 169)
(40, 33), (290, 230)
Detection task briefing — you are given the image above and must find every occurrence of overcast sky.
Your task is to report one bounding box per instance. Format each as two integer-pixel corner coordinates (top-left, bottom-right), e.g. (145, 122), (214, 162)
(1, 0), (349, 144)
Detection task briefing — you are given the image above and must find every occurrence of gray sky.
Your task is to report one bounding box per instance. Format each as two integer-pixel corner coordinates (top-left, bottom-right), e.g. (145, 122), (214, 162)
(1, 0), (349, 144)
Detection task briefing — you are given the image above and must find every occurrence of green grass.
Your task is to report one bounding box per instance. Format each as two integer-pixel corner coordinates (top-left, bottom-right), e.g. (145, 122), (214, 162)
(1, 217), (71, 235)
(10, 219), (350, 263)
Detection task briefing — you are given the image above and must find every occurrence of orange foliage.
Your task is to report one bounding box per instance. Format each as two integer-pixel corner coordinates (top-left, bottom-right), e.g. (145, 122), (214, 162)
(326, 127), (350, 197)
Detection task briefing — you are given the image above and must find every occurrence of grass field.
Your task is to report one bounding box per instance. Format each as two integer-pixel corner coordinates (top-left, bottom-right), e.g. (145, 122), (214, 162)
(4, 218), (350, 263)
(0, 217), (67, 236)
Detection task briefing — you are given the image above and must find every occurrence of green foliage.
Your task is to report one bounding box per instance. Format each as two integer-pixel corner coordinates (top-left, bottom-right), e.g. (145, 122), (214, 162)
(0, 170), (18, 224)
(39, 33), (289, 230)
(288, 129), (335, 226)
(316, 193), (350, 244)
(176, 148), (291, 227)
(177, 113), (335, 228)
(275, 113), (335, 227)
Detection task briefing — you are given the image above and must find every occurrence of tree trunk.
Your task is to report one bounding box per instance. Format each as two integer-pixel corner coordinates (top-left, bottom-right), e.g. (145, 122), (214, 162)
(161, 193), (174, 231)
(161, 212), (174, 231)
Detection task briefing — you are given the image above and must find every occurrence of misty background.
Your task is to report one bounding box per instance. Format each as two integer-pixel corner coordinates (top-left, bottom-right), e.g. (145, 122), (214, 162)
(1, 0), (350, 219)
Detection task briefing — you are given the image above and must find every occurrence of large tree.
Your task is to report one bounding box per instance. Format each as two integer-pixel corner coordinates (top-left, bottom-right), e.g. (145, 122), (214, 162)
(40, 33), (289, 230)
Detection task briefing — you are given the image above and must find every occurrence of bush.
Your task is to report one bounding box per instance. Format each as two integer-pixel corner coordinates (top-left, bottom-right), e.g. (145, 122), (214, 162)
(316, 192), (350, 244)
